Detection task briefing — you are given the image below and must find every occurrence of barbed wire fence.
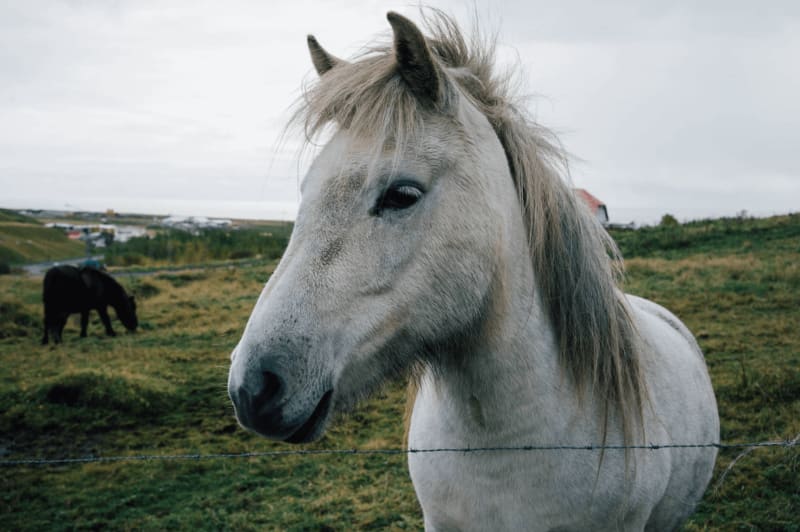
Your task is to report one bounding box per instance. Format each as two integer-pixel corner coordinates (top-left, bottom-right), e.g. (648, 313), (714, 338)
(2, 436), (797, 468)
(710, 432), (800, 494)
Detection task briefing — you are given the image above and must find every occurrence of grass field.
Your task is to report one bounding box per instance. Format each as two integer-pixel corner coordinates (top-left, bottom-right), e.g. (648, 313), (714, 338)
(1, 214), (798, 530)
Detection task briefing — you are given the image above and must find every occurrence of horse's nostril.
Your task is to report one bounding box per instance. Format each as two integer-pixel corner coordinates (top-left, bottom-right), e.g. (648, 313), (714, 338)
(255, 371), (282, 409)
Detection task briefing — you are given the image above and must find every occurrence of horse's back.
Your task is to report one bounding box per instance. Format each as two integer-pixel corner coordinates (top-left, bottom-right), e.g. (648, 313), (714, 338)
(43, 265), (88, 311)
(79, 266), (108, 300)
(43, 265), (80, 291)
(627, 294), (719, 530)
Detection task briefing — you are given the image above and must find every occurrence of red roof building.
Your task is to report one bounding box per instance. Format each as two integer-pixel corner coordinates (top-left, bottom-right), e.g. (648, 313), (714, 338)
(574, 188), (609, 226)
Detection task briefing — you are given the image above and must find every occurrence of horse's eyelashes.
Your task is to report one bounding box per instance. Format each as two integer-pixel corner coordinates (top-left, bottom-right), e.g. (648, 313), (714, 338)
(378, 182), (424, 212)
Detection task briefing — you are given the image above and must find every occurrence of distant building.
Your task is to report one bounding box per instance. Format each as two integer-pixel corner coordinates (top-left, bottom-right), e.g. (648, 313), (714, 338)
(162, 215), (232, 231)
(574, 188), (609, 226)
(114, 225), (149, 242)
(47, 222), (147, 245)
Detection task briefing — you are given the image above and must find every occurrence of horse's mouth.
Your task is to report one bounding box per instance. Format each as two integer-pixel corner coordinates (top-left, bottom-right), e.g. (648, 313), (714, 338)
(285, 389), (334, 444)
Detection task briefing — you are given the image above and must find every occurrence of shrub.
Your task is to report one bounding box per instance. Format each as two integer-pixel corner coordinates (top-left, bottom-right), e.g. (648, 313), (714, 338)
(659, 213), (680, 227)
(229, 249), (254, 260)
(106, 252), (146, 266)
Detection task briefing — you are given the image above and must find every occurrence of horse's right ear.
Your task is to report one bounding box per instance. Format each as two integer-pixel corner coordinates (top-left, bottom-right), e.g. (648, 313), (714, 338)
(387, 11), (444, 108)
(307, 35), (342, 76)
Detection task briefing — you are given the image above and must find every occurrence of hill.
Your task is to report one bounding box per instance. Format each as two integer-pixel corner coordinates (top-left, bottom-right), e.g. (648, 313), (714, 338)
(0, 209), (86, 266)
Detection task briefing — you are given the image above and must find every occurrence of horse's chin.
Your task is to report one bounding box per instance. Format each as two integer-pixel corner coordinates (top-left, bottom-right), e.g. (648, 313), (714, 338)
(282, 389), (334, 444)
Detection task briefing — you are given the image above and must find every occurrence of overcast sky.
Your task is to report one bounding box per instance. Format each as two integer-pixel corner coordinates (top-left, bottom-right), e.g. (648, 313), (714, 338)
(1, 1), (798, 224)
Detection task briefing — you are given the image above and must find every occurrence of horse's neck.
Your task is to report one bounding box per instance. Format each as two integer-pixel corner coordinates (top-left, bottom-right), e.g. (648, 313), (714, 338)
(94, 273), (121, 306)
(109, 285), (126, 310)
(419, 244), (574, 446)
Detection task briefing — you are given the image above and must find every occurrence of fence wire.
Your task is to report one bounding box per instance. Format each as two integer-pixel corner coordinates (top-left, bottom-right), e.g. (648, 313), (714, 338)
(2, 438), (797, 467)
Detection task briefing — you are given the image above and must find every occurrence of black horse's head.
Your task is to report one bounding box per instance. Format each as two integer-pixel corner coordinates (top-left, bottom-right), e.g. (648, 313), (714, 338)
(118, 295), (138, 332)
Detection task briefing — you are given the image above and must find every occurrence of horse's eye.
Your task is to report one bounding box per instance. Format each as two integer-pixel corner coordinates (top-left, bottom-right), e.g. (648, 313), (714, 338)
(380, 182), (424, 211)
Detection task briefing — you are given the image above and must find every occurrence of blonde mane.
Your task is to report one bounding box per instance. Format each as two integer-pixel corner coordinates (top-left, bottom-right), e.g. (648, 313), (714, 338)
(292, 10), (646, 443)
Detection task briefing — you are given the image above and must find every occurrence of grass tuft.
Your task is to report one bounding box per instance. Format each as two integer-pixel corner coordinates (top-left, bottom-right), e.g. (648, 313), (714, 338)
(0, 299), (39, 338)
(38, 370), (174, 417)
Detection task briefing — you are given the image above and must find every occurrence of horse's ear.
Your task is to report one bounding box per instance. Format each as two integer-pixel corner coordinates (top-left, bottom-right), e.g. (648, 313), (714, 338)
(307, 35), (342, 76)
(387, 11), (442, 107)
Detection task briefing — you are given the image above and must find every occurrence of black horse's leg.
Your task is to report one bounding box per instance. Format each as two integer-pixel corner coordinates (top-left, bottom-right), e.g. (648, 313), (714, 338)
(42, 310), (50, 345)
(80, 311), (89, 338)
(98, 306), (116, 337)
(55, 314), (67, 344)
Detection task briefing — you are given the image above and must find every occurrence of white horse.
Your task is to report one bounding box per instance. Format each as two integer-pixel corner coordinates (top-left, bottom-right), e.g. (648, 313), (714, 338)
(228, 11), (719, 531)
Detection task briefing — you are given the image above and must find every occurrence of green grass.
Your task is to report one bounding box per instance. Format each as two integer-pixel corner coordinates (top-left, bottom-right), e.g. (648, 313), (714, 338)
(1, 214), (798, 530)
(611, 213), (800, 259)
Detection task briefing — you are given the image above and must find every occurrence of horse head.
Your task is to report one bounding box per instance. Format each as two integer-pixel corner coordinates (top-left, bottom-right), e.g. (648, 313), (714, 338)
(227, 12), (519, 443)
(118, 294), (138, 332)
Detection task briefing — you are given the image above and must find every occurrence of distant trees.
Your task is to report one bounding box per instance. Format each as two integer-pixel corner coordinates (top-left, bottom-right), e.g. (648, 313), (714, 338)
(659, 213), (679, 227)
(104, 227), (290, 266)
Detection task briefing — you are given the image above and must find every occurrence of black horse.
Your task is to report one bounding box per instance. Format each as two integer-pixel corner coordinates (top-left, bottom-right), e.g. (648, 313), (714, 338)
(42, 265), (138, 344)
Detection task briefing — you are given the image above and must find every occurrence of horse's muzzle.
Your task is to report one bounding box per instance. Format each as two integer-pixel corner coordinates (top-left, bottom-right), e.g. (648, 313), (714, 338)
(228, 367), (333, 443)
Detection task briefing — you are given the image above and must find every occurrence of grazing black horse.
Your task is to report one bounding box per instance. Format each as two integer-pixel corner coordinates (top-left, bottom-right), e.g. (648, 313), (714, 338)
(42, 265), (138, 344)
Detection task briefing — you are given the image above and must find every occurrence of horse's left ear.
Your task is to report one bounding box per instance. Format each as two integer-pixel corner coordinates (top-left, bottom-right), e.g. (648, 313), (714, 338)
(387, 12), (444, 108)
(307, 35), (343, 76)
